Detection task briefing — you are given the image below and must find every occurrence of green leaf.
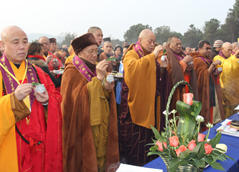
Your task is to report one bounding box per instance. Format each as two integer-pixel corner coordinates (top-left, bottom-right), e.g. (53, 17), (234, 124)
(179, 149), (190, 159)
(209, 132), (221, 147)
(106, 57), (117, 61)
(163, 49), (166, 55)
(197, 142), (205, 159)
(32, 82), (41, 86)
(209, 162), (226, 171)
(192, 159), (205, 168)
(169, 158), (181, 172)
(149, 145), (157, 152)
(224, 153), (236, 162)
(147, 151), (163, 156)
(151, 125), (161, 140)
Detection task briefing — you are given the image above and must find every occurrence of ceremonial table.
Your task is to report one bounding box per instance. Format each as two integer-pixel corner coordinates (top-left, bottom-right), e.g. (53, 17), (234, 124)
(144, 113), (239, 172)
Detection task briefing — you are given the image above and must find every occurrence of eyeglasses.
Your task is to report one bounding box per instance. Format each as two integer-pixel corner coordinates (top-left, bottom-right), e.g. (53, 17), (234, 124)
(204, 47), (212, 50)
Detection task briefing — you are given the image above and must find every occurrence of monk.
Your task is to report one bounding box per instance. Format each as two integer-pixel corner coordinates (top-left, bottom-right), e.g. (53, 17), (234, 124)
(61, 33), (119, 172)
(158, 36), (198, 110)
(38, 36), (63, 71)
(232, 42), (239, 55)
(65, 26), (104, 64)
(190, 40), (224, 128)
(214, 42), (239, 118)
(0, 26), (62, 172)
(119, 29), (170, 166)
(99, 41), (113, 61)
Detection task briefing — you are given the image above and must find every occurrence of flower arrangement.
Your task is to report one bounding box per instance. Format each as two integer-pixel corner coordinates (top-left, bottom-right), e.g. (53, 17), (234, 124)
(147, 81), (234, 172)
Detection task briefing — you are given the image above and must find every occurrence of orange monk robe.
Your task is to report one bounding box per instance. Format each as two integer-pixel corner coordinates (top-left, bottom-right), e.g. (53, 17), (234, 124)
(0, 61), (62, 172)
(191, 52), (224, 125)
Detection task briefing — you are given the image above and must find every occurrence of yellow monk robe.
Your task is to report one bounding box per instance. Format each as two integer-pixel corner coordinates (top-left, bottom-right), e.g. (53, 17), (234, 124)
(68, 45), (74, 56)
(65, 53), (75, 64)
(0, 61), (30, 172)
(123, 47), (157, 129)
(213, 54), (239, 117)
(87, 77), (111, 171)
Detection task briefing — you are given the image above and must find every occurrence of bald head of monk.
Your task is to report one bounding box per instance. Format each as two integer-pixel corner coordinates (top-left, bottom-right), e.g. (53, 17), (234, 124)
(88, 26), (103, 46)
(1, 26), (28, 64)
(168, 36), (182, 54)
(138, 29), (156, 53)
(232, 42), (239, 53)
(221, 42), (232, 58)
(38, 36), (50, 54)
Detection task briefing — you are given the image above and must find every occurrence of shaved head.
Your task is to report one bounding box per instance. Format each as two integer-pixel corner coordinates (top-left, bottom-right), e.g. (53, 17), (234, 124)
(88, 26), (103, 46)
(1, 26), (25, 42)
(38, 36), (50, 54)
(138, 29), (154, 39)
(0, 26), (28, 64)
(221, 42), (232, 58)
(232, 42), (239, 53)
(138, 29), (156, 53)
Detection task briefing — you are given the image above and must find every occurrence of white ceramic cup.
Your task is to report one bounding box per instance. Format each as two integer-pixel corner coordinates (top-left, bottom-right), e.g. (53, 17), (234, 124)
(161, 55), (167, 61)
(35, 84), (46, 93)
(218, 67), (222, 72)
(106, 75), (114, 83)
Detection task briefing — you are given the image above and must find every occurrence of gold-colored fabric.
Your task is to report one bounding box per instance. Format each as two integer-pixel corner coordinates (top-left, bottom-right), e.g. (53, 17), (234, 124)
(87, 77), (111, 171)
(213, 90), (222, 124)
(214, 55), (239, 117)
(123, 46), (156, 129)
(214, 55), (239, 104)
(0, 60), (29, 172)
(65, 53), (75, 64)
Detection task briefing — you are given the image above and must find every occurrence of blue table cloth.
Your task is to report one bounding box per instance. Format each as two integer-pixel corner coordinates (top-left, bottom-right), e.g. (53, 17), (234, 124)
(144, 113), (239, 171)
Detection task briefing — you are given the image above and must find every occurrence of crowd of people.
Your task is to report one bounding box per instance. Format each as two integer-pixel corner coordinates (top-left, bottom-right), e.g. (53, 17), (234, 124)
(0, 25), (239, 172)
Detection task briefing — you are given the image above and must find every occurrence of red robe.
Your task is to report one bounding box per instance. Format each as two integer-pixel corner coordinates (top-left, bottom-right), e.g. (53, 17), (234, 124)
(15, 66), (63, 172)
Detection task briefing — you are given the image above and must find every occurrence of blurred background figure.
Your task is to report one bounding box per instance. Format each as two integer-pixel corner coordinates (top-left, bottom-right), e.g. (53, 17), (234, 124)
(184, 47), (192, 55)
(114, 45), (123, 61)
(27, 42), (62, 88)
(210, 40), (223, 59)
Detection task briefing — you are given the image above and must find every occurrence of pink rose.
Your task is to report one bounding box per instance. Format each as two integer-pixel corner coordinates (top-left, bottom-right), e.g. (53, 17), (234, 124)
(169, 136), (179, 147)
(155, 140), (167, 151)
(183, 93), (194, 105)
(204, 143), (213, 154)
(188, 140), (197, 151)
(198, 133), (206, 142)
(175, 145), (187, 156)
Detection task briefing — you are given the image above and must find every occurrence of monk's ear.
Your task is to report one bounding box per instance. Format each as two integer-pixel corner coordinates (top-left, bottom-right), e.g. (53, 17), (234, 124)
(138, 38), (142, 44)
(0, 40), (5, 51)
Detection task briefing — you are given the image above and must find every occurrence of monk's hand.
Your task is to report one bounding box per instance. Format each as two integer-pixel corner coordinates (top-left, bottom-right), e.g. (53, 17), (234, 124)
(185, 64), (194, 72)
(212, 60), (221, 66)
(46, 55), (53, 64)
(153, 45), (164, 58)
(183, 55), (193, 64)
(160, 56), (169, 68)
(14, 83), (33, 101)
(96, 59), (108, 81)
(54, 51), (61, 58)
(35, 90), (49, 104)
(105, 81), (115, 90)
(235, 49), (239, 57)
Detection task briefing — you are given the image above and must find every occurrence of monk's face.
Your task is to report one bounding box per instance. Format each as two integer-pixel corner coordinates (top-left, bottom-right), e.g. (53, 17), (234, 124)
(39, 37), (50, 54)
(92, 29), (103, 46)
(1, 27), (28, 64)
(170, 38), (182, 54)
(185, 47), (192, 54)
(200, 43), (211, 57)
(139, 33), (156, 53)
(78, 45), (98, 64)
(50, 42), (57, 53)
(221, 46), (232, 58)
(103, 42), (112, 55)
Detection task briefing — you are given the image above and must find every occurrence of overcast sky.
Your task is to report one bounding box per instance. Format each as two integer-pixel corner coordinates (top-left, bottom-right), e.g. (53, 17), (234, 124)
(0, 0), (236, 41)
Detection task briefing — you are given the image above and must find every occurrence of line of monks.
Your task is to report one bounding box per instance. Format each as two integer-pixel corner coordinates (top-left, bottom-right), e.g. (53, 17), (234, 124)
(0, 25), (239, 172)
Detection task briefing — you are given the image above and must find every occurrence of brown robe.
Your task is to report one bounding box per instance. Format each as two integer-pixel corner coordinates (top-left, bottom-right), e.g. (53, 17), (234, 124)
(61, 62), (119, 172)
(191, 52), (225, 125)
(157, 46), (198, 110)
